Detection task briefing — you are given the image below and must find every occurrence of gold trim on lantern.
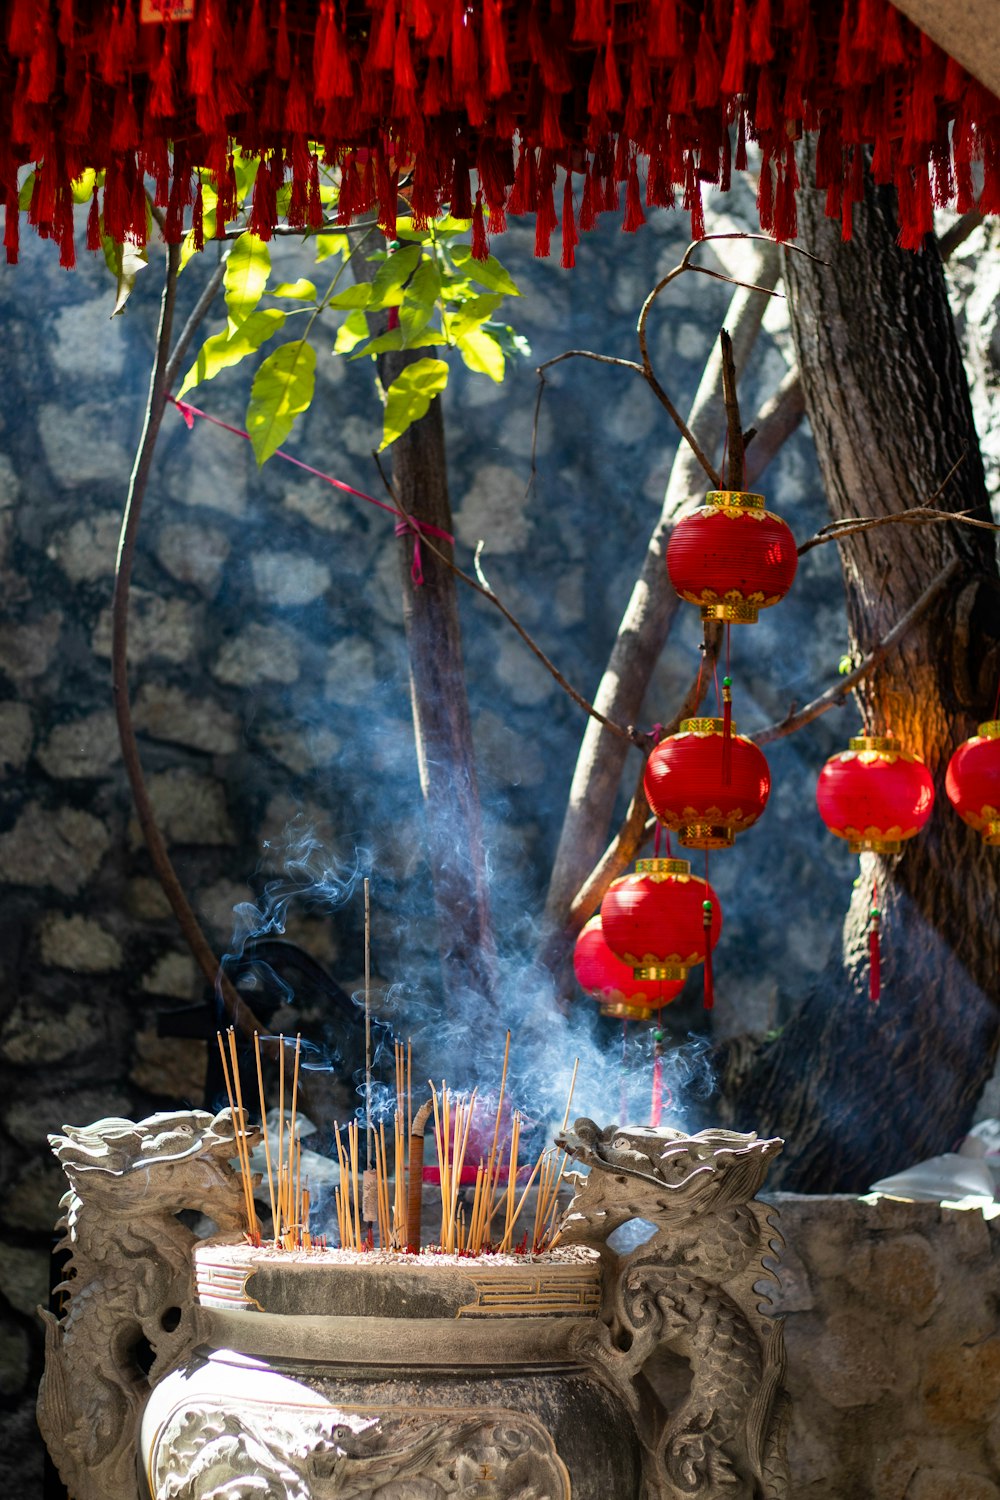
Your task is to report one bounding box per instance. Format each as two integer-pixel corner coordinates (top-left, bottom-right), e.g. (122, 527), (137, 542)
(700, 599), (760, 624)
(634, 963), (690, 981)
(599, 1000), (658, 1021)
(678, 824), (736, 849)
(635, 858), (691, 877)
(977, 721), (1000, 740)
(679, 716), (734, 736)
(848, 736), (900, 754)
(705, 490), (766, 513)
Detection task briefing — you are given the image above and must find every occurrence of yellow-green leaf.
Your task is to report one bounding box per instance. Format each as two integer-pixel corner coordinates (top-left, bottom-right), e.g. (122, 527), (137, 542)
(369, 243), (421, 309)
(177, 309), (287, 399)
(456, 327), (505, 382)
(326, 283), (372, 310)
(450, 246), (521, 296)
(71, 169), (96, 204)
(225, 231), (270, 329)
(247, 341), (316, 466)
(380, 358), (449, 450)
(314, 232), (350, 262)
(333, 310), (369, 354)
(272, 279), (317, 300)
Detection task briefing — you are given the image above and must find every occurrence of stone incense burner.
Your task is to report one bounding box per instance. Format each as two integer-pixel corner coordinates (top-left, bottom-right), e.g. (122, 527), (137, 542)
(38, 1109), (790, 1500)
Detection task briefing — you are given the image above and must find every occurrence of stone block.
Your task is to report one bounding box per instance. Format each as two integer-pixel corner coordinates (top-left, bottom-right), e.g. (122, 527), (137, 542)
(46, 511), (121, 583)
(455, 464), (531, 553)
(131, 1030), (206, 1102)
(36, 402), (131, 486)
(36, 710), (120, 778)
(252, 551), (332, 607)
(92, 590), (202, 664)
(324, 636), (376, 706)
(0, 1315), (29, 1399)
(0, 997), (108, 1066)
(0, 611), (61, 681)
(923, 1335), (1000, 1428)
(3, 1087), (132, 1149)
(907, 1469), (1000, 1500)
(154, 521), (231, 595)
(788, 1308), (897, 1409)
(39, 914), (122, 972)
(212, 622), (301, 685)
(0, 803), (110, 894)
(133, 683), (240, 755)
(860, 1233), (943, 1326)
(127, 877), (174, 921)
(5, 1159), (65, 1233)
(141, 951), (199, 999)
(0, 700), (32, 769)
(129, 770), (235, 847)
(255, 723), (342, 775)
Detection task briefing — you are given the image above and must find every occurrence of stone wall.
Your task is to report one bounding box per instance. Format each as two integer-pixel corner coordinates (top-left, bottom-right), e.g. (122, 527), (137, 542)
(772, 1194), (1000, 1500)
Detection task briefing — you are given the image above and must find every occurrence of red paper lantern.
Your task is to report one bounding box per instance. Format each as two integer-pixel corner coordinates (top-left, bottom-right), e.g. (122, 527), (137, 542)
(573, 916), (685, 1020)
(666, 490), (798, 623)
(816, 736), (935, 853)
(946, 720), (1000, 845)
(600, 858), (722, 980)
(644, 716), (771, 848)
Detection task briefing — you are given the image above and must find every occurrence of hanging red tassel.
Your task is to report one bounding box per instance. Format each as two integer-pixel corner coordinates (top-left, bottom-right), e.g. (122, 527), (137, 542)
(471, 188), (489, 259)
(721, 674), (733, 785)
(86, 186), (101, 251)
(8, 0), (36, 55)
(244, 0), (268, 72)
(4, 185), (19, 265)
(869, 884), (881, 1004)
(27, 5), (57, 104)
(192, 179), (205, 251)
(702, 898), (715, 1010)
(561, 171), (578, 268)
(534, 155), (557, 257)
(721, 0), (749, 95)
(694, 15), (721, 109)
(650, 1029), (664, 1128)
(276, 0), (292, 78)
(483, 0), (510, 97)
(648, 0), (680, 60)
(623, 154), (645, 231)
(749, 0), (773, 63)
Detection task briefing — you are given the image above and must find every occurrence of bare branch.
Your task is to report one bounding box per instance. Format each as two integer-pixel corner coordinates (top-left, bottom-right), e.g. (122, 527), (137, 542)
(164, 256), (228, 391)
(719, 329), (745, 489)
(751, 558), (962, 747)
(745, 368), (806, 486)
(937, 209), (984, 262)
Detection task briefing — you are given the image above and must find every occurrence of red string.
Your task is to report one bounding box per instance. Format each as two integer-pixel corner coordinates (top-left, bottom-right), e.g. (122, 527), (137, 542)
(168, 394), (454, 585)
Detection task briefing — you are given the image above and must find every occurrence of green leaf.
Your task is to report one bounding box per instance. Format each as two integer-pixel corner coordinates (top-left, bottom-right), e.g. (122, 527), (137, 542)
(247, 341), (317, 466)
(838, 654), (854, 676)
(326, 283), (373, 310)
(176, 309), (287, 398)
(486, 321), (532, 360)
(271, 278), (317, 300)
(314, 232), (350, 262)
(350, 327), (443, 360)
(380, 358), (449, 450)
(456, 327), (505, 382)
(399, 262), (441, 344)
(232, 151), (260, 206)
(17, 172), (34, 211)
(178, 184), (219, 271)
(71, 169), (96, 204)
(225, 232), (271, 329)
(450, 246), (521, 296)
(369, 242), (421, 309)
(442, 292), (503, 342)
(111, 242), (148, 318)
(333, 309), (369, 354)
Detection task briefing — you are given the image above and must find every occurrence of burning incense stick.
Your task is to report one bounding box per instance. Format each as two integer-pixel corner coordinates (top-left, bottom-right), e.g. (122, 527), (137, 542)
(407, 1097), (433, 1252)
(253, 1032), (279, 1236)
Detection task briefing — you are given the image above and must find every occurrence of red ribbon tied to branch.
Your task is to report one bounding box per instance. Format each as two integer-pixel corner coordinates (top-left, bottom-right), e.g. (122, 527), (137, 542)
(168, 395), (454, 585)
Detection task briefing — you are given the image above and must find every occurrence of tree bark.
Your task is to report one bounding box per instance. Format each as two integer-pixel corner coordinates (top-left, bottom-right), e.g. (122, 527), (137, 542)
(727, 154), (1000, 1191)
(385, 349), (498, 1005)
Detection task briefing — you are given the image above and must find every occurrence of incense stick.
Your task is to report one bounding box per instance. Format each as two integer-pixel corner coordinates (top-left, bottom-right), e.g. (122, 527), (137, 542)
(253, 1032), (279, 1236)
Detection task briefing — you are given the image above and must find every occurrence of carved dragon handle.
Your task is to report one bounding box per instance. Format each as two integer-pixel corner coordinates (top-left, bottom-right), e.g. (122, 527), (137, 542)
(555, 1118), (790, 1500)
(37, 1107), (257, 1500)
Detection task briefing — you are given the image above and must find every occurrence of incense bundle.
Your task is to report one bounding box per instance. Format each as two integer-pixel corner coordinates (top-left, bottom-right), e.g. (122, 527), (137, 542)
(407, 1098), (434, 1253)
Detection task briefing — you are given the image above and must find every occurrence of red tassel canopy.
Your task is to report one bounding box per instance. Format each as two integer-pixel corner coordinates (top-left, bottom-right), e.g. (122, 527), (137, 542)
(0, 0), (997, 266)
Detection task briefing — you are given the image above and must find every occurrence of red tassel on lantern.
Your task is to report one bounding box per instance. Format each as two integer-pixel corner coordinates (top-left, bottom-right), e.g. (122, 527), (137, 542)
(945, 719), (1000, 844)
(817, 735), (935, 853)
(561, 172), (578, 268)
(667, 489), (798, 623)
(471, 189), (489, 260)
(869, 891), (881, 1004)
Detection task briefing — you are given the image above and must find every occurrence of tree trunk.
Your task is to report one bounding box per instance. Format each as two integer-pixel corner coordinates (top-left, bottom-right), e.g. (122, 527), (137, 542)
(728, 155), (1000, 1190)
(385, 349), (498, 1004)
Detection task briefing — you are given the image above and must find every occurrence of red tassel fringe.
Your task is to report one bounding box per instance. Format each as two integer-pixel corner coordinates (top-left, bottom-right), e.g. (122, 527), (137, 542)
(0, 0), (997, 266)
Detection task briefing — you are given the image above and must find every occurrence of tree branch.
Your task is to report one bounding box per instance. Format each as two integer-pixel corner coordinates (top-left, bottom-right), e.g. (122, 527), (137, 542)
(751, 557), (962, 747)
(112, 246), (274, 1050)
(744, 368), (806, 486)
(719, 328), (746, 489)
